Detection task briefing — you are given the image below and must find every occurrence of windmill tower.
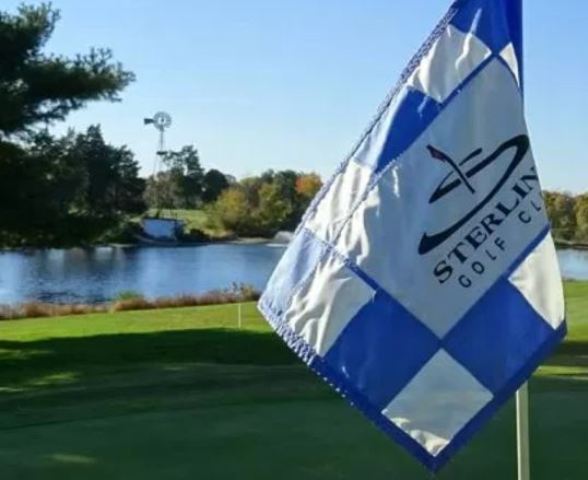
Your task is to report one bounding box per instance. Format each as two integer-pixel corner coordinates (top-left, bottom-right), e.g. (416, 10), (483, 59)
(140, 111), (184, 242)
(144, 111), (172, 178)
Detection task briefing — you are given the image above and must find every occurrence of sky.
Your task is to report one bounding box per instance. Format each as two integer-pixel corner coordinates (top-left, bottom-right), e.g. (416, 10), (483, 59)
(4, 0), (588, 192)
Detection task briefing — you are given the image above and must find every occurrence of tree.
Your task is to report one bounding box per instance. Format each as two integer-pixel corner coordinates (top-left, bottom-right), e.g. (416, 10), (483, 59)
(256, 182), (293, 235)
(272, 170), (299, 201)
(0, 4), (134, 139)
(544, 191), (576, 240)
(110, 148), (146, 215)
(0, 126), (145, 246)
(0, 4), (135, 246)
(575, 195), (588, 242)
(296, 173), (322, 200)
(145, 147), (227, 210)
(211, 170), (324, 237)
(0, 138), (70, 245)
(144, 171), (181, 210)
(202, 169), (229, 203)
(160, 145), (204, 208)
(239, 176), (264, 207)
(212, 187), (254, 235)
(68, 126), (146, 216)
(271, 170), (305, 230)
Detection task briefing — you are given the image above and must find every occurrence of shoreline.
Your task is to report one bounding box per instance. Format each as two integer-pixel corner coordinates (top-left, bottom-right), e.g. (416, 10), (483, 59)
(2, 280), (585, 321)
(555, 240), (588, 251)
(0, 234), (585, 252)
(0, 236), (285, 252)
(0, 287), (261, 321)
(113, 236), (283, 248)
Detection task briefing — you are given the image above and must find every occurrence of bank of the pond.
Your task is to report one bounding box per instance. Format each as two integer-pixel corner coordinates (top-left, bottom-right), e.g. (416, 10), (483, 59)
(1, 281), (585, 323)
(0, 286), (260, 321)
(555, 240), (588, 251)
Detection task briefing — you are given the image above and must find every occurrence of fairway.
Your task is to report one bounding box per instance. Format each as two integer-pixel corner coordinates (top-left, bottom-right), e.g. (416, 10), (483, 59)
(0, 283), (586, 479)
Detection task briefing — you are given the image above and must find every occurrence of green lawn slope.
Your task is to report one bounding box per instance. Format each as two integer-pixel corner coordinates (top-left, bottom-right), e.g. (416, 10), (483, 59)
(0, 283), (586, 479)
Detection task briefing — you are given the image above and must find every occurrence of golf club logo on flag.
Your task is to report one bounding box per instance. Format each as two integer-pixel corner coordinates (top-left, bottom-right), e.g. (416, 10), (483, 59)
(258, 0), (566, 472)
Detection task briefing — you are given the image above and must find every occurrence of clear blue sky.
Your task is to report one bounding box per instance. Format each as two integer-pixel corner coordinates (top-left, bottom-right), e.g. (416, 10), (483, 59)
(4, 0), (587, 192)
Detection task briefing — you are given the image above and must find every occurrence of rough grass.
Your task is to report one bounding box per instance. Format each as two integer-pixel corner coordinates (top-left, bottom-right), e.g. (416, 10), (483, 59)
(0, 303), (109, 320)
(0, 285), (259, 320)
(111, 285), (259, 312)
(0, 283), (586, 479)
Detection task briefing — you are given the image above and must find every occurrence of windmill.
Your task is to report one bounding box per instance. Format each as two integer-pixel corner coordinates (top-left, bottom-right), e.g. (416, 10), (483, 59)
(144, 111), (172, 177)
(140, 111), (184, 243)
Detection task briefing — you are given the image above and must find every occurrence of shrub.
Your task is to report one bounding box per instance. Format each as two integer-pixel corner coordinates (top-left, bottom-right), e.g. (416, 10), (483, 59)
(0, 302), (108, 320)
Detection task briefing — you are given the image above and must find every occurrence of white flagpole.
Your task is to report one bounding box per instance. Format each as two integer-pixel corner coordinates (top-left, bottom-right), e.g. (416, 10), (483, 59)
(516, 382), (530, 480)
(516, 0), (529, 475)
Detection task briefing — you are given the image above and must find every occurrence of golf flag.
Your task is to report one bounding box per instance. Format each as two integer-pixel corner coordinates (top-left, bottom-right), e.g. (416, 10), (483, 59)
(258, 0), (566, 471)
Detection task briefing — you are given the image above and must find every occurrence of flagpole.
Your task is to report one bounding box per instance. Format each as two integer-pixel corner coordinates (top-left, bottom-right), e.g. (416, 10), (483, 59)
(516, 0), (529, 476)
(516, 382), (530, 480)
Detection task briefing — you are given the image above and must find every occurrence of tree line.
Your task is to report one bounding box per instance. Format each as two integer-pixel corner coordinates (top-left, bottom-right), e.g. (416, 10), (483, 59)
(144, 146), (231, 210)
(0, 126), (146, 246)
(210, 170), (322, 237)
(145, 158), (324, 238)
(0, 4), (585, 248)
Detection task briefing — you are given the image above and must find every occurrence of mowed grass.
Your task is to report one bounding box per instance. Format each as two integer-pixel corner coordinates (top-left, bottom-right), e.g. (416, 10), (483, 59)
(0, 283), (586, 479)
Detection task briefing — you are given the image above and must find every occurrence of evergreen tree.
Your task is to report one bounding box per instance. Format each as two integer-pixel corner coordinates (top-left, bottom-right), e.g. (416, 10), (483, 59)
(0, 4), (135, 246)
(0, 4), (133, 138)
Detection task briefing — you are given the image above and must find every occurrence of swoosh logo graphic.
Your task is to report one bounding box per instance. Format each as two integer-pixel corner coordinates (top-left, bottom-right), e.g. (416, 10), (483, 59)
(418, 134), (530, 255)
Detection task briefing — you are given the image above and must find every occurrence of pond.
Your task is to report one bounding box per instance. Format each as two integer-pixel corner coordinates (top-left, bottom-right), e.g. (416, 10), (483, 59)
(557, 249), (588, 283)
(0, 244), (586, 305)
(0, 244), (286, 305)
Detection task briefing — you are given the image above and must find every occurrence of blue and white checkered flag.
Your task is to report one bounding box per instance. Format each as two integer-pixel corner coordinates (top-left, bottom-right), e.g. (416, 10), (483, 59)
(258, 0), (566, 471)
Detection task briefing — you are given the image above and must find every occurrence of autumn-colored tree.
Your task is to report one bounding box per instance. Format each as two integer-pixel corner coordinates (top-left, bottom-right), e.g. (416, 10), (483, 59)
(296, 173), (322, 200)
(212, 170), (323, 237)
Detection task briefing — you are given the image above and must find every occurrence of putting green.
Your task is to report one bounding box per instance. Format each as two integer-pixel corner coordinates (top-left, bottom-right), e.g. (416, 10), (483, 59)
(0, 283), (586, 479)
